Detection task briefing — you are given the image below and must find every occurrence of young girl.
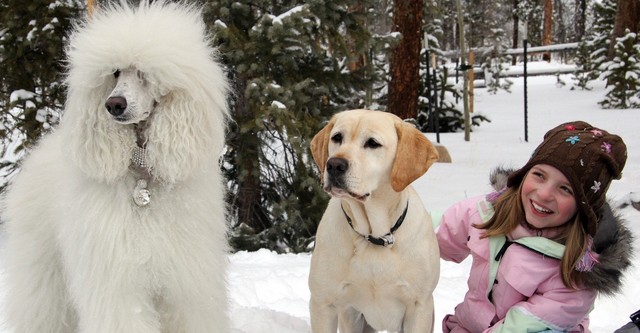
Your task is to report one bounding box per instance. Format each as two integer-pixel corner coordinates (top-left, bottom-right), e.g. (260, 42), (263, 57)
(437, 121), (633, 332)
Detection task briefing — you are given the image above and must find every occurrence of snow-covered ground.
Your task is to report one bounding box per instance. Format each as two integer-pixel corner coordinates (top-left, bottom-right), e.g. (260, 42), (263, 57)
(227, 67), (640, 332)
(2, 64), (639, 332)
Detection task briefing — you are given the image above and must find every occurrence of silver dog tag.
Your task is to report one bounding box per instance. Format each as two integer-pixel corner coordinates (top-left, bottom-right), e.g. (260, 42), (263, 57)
(133, 179), (151, 207)
(381, 234), (394, 247)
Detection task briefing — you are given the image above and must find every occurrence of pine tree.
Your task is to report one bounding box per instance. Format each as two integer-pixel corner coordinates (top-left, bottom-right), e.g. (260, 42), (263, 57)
(0, 0), (84, 191)
(514, 0), (544, 47)
(417, 2), (447, 133)
(571, 40), (595, 90)
(587, 0), (617, 82)
(204, 1), (380, 252)
(431, 66), (465, 132)
(466, 0), (513, 94)
(482, 26), (513, 94)
(417, 1), (461, 133)
(599, 30), (640, 109)
(417, 0), (491, 134)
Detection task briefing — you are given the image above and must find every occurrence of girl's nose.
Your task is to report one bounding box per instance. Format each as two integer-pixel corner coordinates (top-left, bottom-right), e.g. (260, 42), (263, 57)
(537, 184), (555, 201)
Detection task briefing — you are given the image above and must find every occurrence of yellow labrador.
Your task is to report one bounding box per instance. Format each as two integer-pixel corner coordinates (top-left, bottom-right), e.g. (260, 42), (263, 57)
(308, 109), (440, 333)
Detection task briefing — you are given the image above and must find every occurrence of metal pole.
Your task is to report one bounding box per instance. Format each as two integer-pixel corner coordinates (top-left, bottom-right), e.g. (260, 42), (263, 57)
(433, 59), (440, 143)
(425, 48), (432, 131)
(455, 58), (459, 104)
(523, 22), (529, 142)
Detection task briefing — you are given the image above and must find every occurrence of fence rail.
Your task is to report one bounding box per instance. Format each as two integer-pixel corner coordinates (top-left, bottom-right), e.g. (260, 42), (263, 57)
(440, 42), (580, 58)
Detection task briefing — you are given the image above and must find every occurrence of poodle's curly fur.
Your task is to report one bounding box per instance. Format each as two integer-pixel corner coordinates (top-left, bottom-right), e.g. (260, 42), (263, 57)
(2, 2), (231, 332)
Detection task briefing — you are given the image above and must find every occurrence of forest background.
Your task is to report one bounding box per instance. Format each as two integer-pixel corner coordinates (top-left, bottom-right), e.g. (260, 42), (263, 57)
(1, 0), (638, 252)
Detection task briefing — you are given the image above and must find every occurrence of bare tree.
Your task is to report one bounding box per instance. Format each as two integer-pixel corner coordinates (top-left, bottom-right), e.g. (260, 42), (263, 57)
(387, 0), (423, 120)
(575, 0), (587, 41)
(608, 0), (640, 58)
(512, 0), (520, 65)
(543, 0), (553, 61)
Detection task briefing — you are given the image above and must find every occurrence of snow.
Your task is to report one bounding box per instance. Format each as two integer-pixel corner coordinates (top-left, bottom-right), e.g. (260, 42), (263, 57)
(1, 66), (639, 332)
(272, 5), (306, 26)
(504, 42), (580, 55)
(214, 19), (228, 29)
(8, 89), (35, 103)
(42, 18), (59, 32)
(226, 70), (640, 332)
(271, 100), (287, 109)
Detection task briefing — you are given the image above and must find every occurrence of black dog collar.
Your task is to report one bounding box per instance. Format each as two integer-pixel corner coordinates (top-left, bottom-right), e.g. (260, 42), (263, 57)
(341, 201), (409, 247)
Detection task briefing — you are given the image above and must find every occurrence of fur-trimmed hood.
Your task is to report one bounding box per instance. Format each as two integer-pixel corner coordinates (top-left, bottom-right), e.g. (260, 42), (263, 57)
(491, 167), (634, 295)
(585, 202), (634, 295)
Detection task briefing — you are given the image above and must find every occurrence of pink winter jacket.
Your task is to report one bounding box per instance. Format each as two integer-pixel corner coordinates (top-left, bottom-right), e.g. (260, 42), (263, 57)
(436, 195), (596, 333)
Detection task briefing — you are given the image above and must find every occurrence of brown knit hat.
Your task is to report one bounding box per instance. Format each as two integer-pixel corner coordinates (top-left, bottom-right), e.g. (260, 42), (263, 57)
(507, 121), (627, 236)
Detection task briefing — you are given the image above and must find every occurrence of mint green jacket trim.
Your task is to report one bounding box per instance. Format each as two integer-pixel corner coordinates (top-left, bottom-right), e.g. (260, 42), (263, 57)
(514, 237), (564, 260)
(480, 199), (566, 297)
(491, 306), (564, 332)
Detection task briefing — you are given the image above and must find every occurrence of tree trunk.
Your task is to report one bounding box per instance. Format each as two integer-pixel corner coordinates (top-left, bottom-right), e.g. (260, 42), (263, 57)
(512, 0), (519, 65)
(234, 77), (265, 233)
(542, 0), (553, 61)
(555, 0), (566, 44)
(237, 140), (262, 231)
(387, 0), (423, 120)
(608, 0), (640, 58)
(575, 0), (587, 41)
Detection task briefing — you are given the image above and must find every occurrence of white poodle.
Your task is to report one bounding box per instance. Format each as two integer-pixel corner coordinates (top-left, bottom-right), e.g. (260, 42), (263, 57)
(2, 2), (230, 332)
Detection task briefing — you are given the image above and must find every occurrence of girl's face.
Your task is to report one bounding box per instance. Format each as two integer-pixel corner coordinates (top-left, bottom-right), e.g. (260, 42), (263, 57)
(520, 164), (578, 229)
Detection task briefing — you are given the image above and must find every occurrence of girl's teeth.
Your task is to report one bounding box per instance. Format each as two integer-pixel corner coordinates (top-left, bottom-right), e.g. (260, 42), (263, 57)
(532, 201), (552, 214)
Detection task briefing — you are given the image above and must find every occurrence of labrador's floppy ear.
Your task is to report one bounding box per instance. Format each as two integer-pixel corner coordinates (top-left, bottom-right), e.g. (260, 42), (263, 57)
(310, 118), (335, 178)
(391, 121), (439, 192)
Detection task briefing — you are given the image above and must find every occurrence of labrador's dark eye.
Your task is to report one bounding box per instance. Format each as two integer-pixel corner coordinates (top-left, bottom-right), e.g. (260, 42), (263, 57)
(331, 132), (343, 144)
(113, 69), (121, 78)
(364, 138), (381, 148)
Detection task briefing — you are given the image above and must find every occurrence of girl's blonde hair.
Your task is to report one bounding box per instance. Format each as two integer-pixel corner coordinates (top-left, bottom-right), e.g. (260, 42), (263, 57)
(474, 183), (590, 288)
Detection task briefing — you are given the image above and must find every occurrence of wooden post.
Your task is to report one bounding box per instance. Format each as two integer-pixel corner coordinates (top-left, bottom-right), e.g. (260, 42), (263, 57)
(430, 53), (452, 163)
(456, 0), (470, 141)
(469, 50), (474, 113)
(88, 0), (94, 16)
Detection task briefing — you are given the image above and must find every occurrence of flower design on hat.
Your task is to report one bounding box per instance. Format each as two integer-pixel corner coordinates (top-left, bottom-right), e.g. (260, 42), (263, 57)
(591, 180), (601, 193)
(591, 129), (603, 136)
(566, 135), (580, 144)
(601, 142), (612, 153)
(565, 124), (576, 131)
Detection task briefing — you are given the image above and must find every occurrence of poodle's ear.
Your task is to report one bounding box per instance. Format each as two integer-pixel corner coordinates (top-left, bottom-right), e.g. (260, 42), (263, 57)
(310, 118), (335, 178)
(64, 88), (133, 183)
(146, 89), (228, 183)
(390, 121), (438, 192)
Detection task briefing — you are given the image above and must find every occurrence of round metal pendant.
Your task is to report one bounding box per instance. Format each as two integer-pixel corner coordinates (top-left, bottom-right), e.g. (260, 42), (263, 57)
(133, 179), (151, 207)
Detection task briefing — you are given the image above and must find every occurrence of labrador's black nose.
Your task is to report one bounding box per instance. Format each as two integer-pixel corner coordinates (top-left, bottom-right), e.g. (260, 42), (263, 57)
(105, 96), (127, 117)
(326, 157), (349, 177)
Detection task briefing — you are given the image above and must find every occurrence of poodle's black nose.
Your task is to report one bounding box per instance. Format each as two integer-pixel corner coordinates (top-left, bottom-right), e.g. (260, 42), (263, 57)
(105, 96), (127, 116)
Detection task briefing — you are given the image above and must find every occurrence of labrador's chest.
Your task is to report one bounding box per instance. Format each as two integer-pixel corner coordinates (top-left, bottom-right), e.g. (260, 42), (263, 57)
(334, 246), (422, 330)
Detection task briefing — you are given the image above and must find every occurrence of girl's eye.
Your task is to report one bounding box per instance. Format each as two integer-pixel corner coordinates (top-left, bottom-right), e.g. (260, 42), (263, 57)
(113, 69), (120, 78)
(364, 138), (381, 149)
(532, 171), (544, 180)
(560, 186), (574, 196)
(331, 133), (343, 144)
